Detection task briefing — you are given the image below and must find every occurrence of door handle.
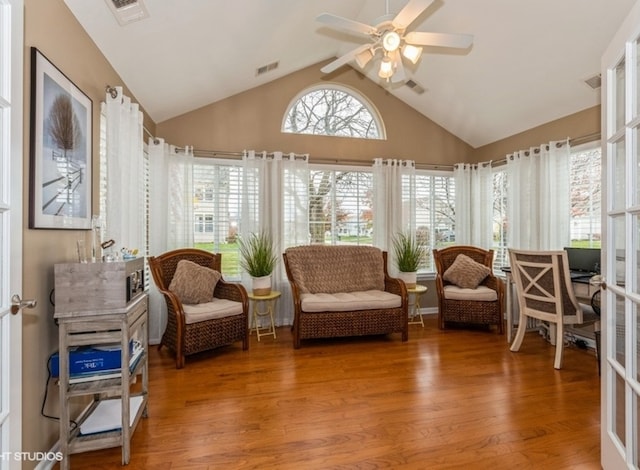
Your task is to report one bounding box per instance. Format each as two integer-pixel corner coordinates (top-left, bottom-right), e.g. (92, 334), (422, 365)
(10, 294), (37, 315)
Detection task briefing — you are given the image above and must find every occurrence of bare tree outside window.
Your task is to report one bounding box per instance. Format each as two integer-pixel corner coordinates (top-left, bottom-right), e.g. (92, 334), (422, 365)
(283, 87), (382, 139)
(569, 147), (601, 247)
(492, 170), (508, 269)
(415, 173), (456, 271)
(308, 169), (373, 245)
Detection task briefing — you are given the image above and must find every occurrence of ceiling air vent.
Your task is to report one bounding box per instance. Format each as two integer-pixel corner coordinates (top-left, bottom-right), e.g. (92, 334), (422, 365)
(584, 73), (601, 90)
(105, 0), (149, 26)
(256, 61), (279, 76)
(405, 79), (425, 94)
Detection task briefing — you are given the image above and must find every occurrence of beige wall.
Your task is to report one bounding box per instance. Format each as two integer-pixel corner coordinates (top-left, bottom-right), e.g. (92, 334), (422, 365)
(471, 106), (601, 162)
(157, 60), (473, 166)
(22, 0), (155, 465)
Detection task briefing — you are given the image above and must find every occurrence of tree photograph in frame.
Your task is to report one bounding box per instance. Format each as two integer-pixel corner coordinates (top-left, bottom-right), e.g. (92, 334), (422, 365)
(29, 47), (92, 229)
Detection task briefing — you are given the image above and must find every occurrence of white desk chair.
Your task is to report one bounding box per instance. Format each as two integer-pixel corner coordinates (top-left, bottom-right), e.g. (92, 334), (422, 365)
(508, 249), (599, 370)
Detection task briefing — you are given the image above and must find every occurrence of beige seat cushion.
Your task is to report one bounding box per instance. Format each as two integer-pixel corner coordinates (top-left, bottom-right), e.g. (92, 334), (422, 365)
(300, 290), (401, 312)
(443, 285), (497, 301)
(182, 299), (243, 324)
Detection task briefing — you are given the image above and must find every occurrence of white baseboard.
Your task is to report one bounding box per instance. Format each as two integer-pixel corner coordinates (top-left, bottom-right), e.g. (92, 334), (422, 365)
(34, 441), (61, 470)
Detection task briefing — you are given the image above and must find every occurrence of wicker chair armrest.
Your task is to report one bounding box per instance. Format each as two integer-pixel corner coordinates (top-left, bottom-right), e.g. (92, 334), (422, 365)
(214, 280), (248, 305)
(288, 280), (302, 309)
(384, 276), (406, 297)
(481, 273), (500, 291)
(158, 288), (186, 324)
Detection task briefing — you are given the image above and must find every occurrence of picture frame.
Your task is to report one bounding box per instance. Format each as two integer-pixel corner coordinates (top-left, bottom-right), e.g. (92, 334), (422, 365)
(29, 47), (92, 230)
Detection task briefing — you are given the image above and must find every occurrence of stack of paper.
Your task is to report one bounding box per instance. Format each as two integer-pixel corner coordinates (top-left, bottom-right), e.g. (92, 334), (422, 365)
(79, 396), (144, 435)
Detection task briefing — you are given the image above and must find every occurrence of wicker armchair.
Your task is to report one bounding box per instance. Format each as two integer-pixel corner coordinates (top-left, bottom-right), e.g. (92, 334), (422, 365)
(148, 248), (249, 368)
(433, 245), (504, 333)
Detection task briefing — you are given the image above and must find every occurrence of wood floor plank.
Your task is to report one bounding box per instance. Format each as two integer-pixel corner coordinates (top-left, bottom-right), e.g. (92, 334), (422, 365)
(65, 316), (600, 469)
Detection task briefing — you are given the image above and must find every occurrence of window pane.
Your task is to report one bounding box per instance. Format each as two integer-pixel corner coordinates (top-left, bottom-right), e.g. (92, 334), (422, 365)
(614, 215), (626, 288)
(614, 140), (626, 211)
(283, 87), (382, 139)
(415, 172), (455, 271)
(492, 170), (508, 269)
(570, 146), (601, 248)
(616, 59), (626, 131)
(309, 169), (373, 246)
(193, 162), (243, 277)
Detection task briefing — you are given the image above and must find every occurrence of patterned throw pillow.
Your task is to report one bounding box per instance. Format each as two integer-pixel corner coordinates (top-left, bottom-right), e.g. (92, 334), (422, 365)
(443, 254), (491, 289)
(168, 259), (221, 304)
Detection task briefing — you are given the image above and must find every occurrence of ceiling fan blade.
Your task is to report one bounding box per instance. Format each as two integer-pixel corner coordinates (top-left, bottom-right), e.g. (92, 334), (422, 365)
(320, 44), (372, 74)
(391, 50), (406, 83)
(316, 13), (377, 37)
(404, 31), (473, 49)
(392, 0), (434, 30)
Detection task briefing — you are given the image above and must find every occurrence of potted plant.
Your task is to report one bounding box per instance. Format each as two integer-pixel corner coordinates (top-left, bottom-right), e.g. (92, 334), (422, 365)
(238, 230), (278, 296)
(391, 232), (425, 288)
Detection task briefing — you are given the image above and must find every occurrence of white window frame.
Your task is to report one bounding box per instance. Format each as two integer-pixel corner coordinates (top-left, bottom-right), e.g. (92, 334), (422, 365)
(282, 83), (386, 140)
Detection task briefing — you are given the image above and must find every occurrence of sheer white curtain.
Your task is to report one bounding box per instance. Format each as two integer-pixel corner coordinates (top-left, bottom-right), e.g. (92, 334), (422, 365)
(147, 139), (194, 343)
(372, 158), (415, 275)
(148, 139), (195, 251)
(454, 162), (493, 248)
(506, 140), (570, 250)
(241, 150), (309, 326)
(103, 86), (144, 251)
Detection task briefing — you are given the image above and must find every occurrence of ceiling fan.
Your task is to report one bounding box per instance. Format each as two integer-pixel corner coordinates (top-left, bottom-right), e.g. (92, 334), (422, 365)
(317, 0), (473, 83)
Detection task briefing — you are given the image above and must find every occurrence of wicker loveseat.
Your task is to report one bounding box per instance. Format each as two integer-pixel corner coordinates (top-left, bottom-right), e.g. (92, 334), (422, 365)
(283, 245), (408, 349)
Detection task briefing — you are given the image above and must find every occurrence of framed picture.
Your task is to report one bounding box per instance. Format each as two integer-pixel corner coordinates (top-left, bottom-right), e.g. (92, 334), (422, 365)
(29, 47), (92, 229)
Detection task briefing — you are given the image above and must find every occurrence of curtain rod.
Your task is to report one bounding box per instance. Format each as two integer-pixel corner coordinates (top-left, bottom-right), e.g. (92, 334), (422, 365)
(174, 148), (310, 160)
(491, 132), (601, 165)
(171, 147), (455, 170)
(311, 157), (454, 171)
(106, 85), (157, 140)
(160, 130), (601, 170)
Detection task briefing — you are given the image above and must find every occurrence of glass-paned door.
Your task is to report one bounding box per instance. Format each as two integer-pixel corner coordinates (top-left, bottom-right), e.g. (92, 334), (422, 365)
(0, 1), (23, 468)
(601, 2), (640, 467)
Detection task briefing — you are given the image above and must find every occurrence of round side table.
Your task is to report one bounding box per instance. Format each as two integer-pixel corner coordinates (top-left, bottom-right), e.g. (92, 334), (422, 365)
(248, 290), (281, 341)
(406, 285), (428, 327)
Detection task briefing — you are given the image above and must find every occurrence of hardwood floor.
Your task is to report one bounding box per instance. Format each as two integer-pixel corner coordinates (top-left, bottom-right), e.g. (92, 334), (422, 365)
(66, 316), (601, 469)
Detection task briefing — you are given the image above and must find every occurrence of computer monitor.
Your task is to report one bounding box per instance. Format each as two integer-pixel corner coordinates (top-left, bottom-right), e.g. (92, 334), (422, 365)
(564, 247), (601, 274)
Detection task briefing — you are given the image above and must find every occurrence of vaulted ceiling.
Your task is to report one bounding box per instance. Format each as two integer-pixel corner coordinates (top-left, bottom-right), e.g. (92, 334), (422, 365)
(64, 0), (635, 148)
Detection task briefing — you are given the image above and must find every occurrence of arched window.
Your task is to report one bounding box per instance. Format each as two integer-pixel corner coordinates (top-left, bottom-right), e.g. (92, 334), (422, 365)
(282, 84), (384, 139)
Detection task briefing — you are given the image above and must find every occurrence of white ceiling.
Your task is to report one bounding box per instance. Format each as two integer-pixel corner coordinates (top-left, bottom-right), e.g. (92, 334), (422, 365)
(64, 0), (635, 148)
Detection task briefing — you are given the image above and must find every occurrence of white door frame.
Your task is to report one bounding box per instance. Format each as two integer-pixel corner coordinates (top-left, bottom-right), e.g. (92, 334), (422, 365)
(601, 0), (640, 467)
(0, 0), (23, 468)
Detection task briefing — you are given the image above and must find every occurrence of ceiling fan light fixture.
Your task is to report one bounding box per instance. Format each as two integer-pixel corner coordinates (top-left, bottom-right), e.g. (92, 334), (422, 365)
(402, 44), (423, 64)
(378, 56), (394, 79)
(382, 31), (401, 52)
(355, 48), (374, 69)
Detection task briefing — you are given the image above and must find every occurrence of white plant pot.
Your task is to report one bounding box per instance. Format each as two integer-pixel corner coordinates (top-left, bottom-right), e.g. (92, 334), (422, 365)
(252, 274), (272, 296)
(397, 271), (417, 289)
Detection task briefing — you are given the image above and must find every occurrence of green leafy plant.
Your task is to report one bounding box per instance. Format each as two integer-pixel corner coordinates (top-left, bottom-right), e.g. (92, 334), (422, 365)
(392, 232), (425, 273)
(238, 230), (278, 278)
